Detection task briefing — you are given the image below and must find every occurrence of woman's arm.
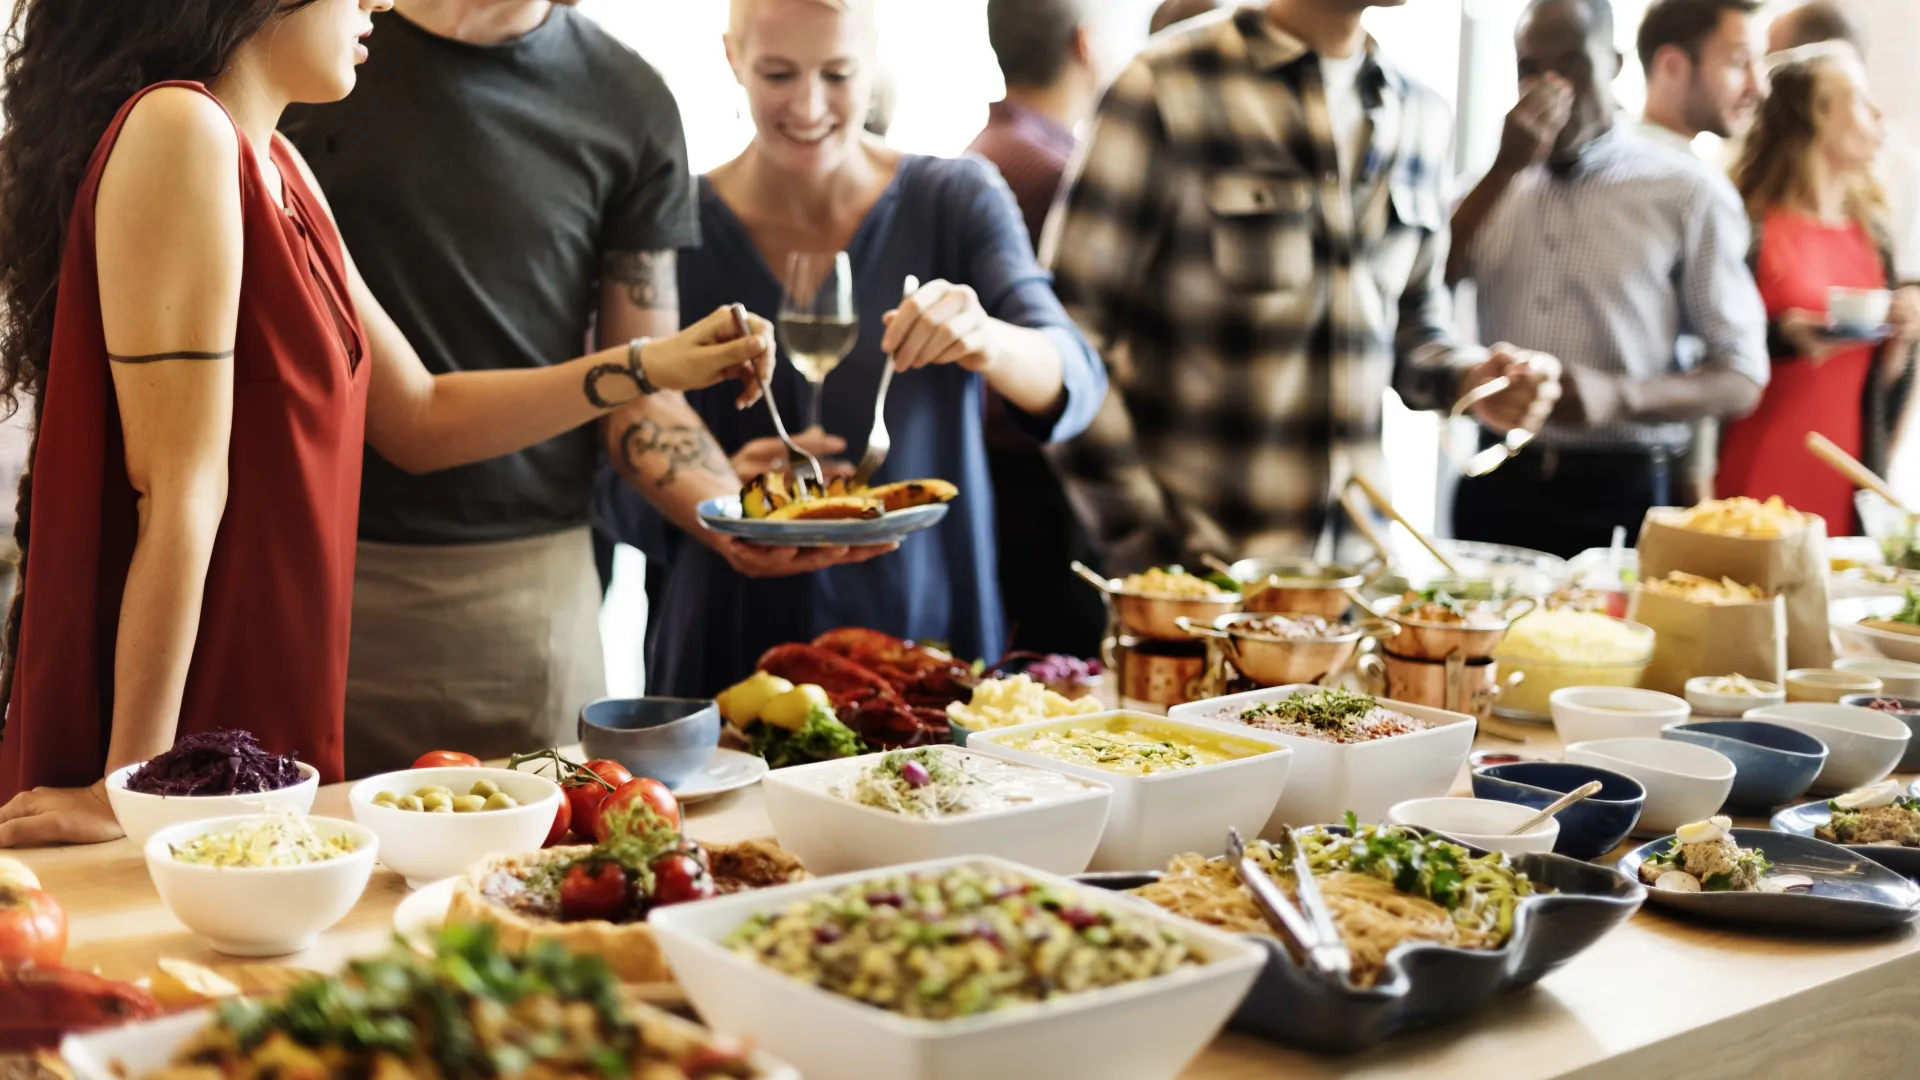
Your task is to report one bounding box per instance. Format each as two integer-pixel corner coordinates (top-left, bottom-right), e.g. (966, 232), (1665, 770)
(0, 88), (241, 846)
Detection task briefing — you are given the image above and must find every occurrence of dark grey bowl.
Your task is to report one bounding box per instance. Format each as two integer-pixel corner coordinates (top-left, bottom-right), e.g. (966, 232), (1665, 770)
(579, 697), (721, 789)
(1077, 830), (1644, 1054)
(1471, 762), (1646, 861)
(1840, 694), (1920, 770)
(1661, 719), (1829, 813)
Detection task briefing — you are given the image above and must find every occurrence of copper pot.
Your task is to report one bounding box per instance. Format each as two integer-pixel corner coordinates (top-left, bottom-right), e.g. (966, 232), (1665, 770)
(1229, 556), (1385, 619)
(1369, 595), (1536, 662)
(1074, 561), (1241, 642)
(1178, 612), (1397, 688)
(1357, 650), (1520, 722)
(1115, 639), (1209, 706)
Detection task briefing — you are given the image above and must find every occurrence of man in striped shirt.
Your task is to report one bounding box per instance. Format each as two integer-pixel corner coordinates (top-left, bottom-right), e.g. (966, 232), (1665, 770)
(1447, 0), (1769, 557)
(1043, 0), (1562, 573)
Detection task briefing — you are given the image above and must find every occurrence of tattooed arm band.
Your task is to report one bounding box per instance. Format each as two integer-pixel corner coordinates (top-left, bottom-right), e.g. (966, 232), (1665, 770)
(109, 349), (234, 364)
(584, 338), (658, 408)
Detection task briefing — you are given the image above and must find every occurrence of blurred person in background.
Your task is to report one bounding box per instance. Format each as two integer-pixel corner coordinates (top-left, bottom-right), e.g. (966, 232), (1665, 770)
(281, 0), (706, 777)
(1045, 0), (1561, 573)
(1151, 0), (1223, 36)
(967, 0), (1111, 656)
(632, 0), (1107, 697)
(1447, 0), (1768, 558)
(1716, 46), (1920, 531)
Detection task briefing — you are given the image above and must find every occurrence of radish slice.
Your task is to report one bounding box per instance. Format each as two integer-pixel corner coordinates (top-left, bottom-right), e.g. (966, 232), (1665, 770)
(1655, 871), (1703, 892)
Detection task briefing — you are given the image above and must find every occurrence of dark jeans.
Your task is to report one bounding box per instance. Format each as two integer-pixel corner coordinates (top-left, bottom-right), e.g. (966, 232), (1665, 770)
(988, 444), (1108, 658)
(1452, 444), (1672, 560)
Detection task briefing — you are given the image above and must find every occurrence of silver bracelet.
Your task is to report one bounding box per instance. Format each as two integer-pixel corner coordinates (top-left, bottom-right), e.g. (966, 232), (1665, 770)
(629, 337), (659, 396)
(583, 337), (657, 408)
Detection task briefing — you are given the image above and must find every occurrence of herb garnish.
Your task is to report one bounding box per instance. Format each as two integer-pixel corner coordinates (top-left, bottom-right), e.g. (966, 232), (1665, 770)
(1239, 689), (1378, 736)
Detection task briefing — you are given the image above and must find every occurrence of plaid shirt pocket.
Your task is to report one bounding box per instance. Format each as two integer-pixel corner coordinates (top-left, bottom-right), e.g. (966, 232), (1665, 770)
(1205, 171), (1315, 292)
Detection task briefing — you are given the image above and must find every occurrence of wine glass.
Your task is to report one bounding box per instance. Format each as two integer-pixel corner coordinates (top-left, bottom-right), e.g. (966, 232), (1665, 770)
(778, 251), (859, 433)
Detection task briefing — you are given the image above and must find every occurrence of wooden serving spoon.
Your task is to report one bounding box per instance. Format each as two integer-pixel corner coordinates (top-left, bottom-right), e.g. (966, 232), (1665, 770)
(1807, 432), (1911, 516)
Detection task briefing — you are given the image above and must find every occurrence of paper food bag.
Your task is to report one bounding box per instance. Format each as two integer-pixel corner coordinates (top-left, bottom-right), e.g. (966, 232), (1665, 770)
(1636, 509), (1834, 670)
(1627, 588), (1787, 695)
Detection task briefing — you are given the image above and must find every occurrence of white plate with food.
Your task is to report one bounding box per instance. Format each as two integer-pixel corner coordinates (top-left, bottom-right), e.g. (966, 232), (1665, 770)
(672, 747), (770, 802)
(1833, 593), (1920, 664)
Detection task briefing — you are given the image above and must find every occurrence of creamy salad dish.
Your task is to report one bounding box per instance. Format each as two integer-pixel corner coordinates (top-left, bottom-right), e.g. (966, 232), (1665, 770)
(831, 747), (1097, 819)
(166, 810), (360, 869)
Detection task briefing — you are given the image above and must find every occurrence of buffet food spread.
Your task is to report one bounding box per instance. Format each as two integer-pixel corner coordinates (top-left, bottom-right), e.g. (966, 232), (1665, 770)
(21, 494), (1920, 1080)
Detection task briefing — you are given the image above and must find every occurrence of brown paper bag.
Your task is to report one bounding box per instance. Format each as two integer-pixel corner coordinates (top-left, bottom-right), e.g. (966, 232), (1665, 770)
(1627, 588), (1787, 695)
(1636, 510), (1834, 670)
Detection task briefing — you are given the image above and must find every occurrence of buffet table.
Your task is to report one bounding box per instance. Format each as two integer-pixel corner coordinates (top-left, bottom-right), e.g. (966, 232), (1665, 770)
(20, 728), (1920, 1080)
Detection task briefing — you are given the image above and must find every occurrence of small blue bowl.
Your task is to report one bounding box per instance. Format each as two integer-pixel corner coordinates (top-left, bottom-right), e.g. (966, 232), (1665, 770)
(579, 698), (721, 789)
(1660, 719), (1828, 812)
(1471, 762), (1646, 861)
(1840, 694), (1920, 771)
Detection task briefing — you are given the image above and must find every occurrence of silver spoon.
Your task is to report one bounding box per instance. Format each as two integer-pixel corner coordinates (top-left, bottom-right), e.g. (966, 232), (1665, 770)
(1510, 780), (1604, 836)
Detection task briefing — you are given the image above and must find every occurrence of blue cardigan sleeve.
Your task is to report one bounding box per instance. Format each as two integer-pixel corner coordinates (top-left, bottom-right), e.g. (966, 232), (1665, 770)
(957, 156), (1108, 444)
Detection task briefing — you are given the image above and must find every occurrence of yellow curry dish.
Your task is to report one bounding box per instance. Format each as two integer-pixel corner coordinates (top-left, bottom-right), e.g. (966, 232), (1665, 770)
(1002, 722), (1269, 776)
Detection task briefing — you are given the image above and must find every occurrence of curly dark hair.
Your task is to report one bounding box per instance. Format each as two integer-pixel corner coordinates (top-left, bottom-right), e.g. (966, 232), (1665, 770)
(0, 0), (314, 720)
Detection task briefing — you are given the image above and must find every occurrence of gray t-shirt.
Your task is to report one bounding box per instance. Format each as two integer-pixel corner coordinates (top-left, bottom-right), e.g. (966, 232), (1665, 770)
(282, 8), (698, 544)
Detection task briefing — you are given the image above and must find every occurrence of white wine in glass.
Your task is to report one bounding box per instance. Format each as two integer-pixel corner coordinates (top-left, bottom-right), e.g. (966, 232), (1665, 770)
(778, 251), (858, 432)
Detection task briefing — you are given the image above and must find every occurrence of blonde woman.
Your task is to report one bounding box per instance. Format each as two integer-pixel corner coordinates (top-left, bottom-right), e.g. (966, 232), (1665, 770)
(625, 0), (1106, 703)
(1718, 46), (1920, 530)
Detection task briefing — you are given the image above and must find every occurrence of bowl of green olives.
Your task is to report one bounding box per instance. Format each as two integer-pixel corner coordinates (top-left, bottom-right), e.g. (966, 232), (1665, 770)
(348, 767), (564, 889)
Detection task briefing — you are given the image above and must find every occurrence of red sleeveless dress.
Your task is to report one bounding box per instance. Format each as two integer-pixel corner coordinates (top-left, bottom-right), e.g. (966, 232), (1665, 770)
(0, 82), (369, 798)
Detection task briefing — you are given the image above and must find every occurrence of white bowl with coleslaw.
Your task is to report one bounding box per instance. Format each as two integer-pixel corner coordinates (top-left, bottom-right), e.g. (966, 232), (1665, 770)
(1492, 611), (1656, 720)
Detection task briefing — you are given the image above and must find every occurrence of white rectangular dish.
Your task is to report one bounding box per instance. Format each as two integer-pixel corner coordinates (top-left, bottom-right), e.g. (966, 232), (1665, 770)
(648, 855), (1264, 1080)
(962, 711), (1292, 871)
(759, 746), (1113, 875)
(1170, 686), (1475, 831)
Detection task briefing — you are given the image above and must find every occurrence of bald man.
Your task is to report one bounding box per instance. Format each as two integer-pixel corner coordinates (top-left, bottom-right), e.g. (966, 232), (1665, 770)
(1149, 0), (1221, 35)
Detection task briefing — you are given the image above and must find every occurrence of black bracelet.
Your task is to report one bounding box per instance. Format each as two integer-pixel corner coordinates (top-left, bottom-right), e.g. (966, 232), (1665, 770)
(584, 337), (657, 408)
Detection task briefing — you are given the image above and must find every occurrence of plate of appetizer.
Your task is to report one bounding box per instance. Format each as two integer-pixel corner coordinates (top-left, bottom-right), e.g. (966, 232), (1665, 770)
(1085, 818), (1643, 1054)
(1621, 816), (1920, 930)
(1832, 592), (1920, 665)
(1772, 780), (1920, 878)
(698, 473), (955, 546)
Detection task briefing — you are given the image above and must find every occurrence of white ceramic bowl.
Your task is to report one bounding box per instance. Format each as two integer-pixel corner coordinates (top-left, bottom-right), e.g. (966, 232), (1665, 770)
(1786, 667), (1883, 703)
(1834, 657), (1920, 699)
(107, 761), (320, 846)
(348, 767), (564, 889)
(1549, 686), (1691, 747)
(143, 814), (377, 956)
(1170, 686), (1475, 829)
(759, 746), (1113, 876)
(1832, 595), (1920, 664)
(1562, 738), (1737, 837)
(964, 711), (1292, 871)
(1683, 676), (1785, 718)
(649, 855), (1265, 1080)
(1744, 702), (1911, 793)
(1384, 797), (1559, 855)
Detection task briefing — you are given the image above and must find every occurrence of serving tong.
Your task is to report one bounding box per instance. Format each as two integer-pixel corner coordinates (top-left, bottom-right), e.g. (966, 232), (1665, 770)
(851, 276), (920, 489)
(733, 302), (826, 497)
(1227, 826), (1351, 988)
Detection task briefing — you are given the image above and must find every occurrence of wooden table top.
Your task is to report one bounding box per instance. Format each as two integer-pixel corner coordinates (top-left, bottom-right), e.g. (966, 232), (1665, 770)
(18, 730), (1920, 1080)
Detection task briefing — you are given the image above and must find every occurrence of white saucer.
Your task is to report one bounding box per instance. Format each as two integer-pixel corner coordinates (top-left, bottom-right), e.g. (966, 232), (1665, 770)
(672, 748), (769, 803)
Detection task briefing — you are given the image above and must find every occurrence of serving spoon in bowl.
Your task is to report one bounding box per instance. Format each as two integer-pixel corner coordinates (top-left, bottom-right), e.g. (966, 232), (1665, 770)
(1510, 780), (1604, 836)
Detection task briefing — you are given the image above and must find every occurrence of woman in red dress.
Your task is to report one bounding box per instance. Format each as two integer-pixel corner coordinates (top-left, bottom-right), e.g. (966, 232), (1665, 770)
(0, 0), (779, 846)
(1718, 46), (1920, 530)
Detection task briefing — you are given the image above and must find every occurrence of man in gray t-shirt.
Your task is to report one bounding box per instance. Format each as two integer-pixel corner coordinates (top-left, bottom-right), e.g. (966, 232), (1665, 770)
(282, 0), (697, 776)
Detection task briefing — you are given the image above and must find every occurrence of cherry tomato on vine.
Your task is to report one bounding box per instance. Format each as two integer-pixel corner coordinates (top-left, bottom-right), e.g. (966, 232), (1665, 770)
(542, 795), (573, 848)
(593, 777), (680, 842)
(564, 759), (634, 840)
(558, 862), (629, 922)
(0, 885), (67, 969)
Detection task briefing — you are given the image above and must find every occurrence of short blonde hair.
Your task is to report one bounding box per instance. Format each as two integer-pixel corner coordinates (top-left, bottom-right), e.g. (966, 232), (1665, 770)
(728, 0), (863, 45)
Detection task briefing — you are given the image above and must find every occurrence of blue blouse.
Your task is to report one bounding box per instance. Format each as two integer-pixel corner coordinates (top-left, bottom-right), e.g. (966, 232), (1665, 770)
(603, 155), (1105, 698)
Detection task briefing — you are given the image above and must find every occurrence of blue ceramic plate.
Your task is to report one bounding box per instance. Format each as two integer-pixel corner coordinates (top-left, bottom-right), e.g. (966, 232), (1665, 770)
(697, 496), (949, 547)
(1770, 799), (1920, 879)
(1619, 828), (1920, 931)
(1824, 322), (1893, 343)
(1077, 827), (1644, 1054)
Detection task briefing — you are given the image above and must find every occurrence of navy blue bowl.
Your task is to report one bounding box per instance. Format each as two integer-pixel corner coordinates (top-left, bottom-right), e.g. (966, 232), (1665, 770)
(579, 697), (721, 789)
(1840, 694), (1920, 770)
(1660, 719), (1828, 812)
(1471, 762), (1646, 861)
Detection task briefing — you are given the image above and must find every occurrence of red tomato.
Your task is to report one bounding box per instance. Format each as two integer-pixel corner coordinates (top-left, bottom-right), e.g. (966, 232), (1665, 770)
(593, 777), (681, 842)
(649, 852), (714, 907)
(564, 760), (634, 840)
(542, 796), (573, 848)
(558, 862), (630, 922)
(0, 885), (67, 969)
(413, 750), (482, 769)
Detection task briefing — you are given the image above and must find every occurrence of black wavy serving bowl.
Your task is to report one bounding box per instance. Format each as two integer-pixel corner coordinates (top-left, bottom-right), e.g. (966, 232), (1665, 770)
(1078, 826), (1645, 1054)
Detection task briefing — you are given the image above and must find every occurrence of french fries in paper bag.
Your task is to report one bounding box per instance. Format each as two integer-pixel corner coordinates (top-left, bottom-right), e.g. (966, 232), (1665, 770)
(1627, 586), (1787, 696)
(1636, 500), (1833, 670)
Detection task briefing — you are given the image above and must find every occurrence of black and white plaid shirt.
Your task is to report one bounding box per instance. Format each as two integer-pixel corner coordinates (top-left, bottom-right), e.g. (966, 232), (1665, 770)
(1041, 8), (1476, 572)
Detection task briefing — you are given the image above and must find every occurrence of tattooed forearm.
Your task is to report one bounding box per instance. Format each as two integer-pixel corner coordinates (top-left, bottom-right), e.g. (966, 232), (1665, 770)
(109, 349), (234, 364)
(604, 250), (679, 313)
(616, 417), (733, 489)
(584, 344), (652, 408)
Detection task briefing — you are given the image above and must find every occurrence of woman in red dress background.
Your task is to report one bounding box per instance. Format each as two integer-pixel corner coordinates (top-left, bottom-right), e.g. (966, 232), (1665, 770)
(1718, 46), (1920, 530)
(0, 0), (778, 846)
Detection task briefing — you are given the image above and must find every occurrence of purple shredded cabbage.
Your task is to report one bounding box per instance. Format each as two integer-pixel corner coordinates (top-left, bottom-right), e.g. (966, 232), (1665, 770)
(124, 729), (302, 796)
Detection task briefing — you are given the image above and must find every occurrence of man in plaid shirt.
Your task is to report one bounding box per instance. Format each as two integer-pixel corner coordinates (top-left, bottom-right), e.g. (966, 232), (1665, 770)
(1043, 0), (1561, 573)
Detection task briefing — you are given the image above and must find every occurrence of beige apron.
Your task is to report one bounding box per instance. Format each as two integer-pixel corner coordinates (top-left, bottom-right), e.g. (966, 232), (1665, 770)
(344, 526), (605, 778)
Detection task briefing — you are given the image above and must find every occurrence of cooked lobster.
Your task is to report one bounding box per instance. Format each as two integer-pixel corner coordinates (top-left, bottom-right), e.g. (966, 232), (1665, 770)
(755, 644), (900, 716)
(0, 965), (160, 1052)
(810, 628), (978, 709)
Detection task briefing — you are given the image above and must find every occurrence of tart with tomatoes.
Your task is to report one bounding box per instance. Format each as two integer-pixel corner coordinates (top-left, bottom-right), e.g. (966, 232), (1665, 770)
(445, 805), (805, 982)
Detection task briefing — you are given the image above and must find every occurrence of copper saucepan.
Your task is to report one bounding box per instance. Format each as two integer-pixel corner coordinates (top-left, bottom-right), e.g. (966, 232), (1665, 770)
(1177, 612), (1398, 688)
(1074, 561), (1241, 642)
(1364, 593), (1537, 663)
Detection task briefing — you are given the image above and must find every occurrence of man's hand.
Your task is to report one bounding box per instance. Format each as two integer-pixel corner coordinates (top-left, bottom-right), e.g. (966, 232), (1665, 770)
(1463, 345), (1562, 434)
(1495, 75), (1574, 174)
(710, 537), (898, 579)
(729, 427), (853, 483)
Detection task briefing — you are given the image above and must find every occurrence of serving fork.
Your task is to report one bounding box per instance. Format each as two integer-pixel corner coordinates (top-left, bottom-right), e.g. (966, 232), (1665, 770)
(733, 302), (825, 497)
(851, 276), (919, 490)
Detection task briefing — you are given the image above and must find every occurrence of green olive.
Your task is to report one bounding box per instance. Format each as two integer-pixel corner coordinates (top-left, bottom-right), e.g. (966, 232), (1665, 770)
(482, 792), (520, 811)
(371, 791), (398, 807)
(421, 792), (453, 812)
(451, 794), (487, 813)
(428, 802), (454, 813)
(396, 794), (425, 812)
(415, 785), (454, 799)
(468, 779), (501, 798)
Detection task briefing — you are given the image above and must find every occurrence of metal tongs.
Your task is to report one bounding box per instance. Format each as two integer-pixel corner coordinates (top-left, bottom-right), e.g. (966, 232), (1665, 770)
(1442, 374), (1536, 479)
(1227, 826), (1351, 987)
(732, 302), (825, 496)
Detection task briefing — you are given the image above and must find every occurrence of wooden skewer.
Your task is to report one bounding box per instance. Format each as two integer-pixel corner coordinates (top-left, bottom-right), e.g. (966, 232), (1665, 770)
(1806, 432), (1912, 516)
(1346, 474), (1459, 576)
